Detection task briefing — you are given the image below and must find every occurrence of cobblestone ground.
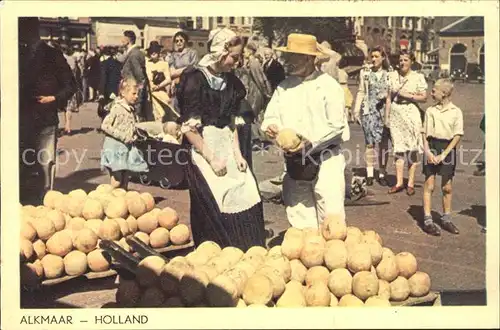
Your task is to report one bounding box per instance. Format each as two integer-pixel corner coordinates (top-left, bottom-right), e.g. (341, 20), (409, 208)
(20, 81), (487, 308)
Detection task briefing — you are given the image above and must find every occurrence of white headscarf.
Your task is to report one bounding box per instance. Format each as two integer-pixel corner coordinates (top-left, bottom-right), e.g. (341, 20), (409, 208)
(198, 27), (237, 67)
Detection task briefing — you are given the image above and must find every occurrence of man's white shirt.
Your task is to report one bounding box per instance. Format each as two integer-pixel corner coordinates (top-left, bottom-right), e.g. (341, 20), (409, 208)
(261, 70), (350, 152)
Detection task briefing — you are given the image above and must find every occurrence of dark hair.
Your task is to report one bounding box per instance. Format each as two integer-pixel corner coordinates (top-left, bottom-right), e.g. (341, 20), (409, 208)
(123, 30), (136, 44)
(173, 31), (189, 43)
(398, 49), (416, 62)
(370, 45), (390, 70)
(146, 41), (162, 56)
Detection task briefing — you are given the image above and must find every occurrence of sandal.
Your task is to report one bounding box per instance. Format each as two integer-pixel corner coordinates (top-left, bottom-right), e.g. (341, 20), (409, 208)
(406, 186), (415, 196)
(388, 185), (405, 194)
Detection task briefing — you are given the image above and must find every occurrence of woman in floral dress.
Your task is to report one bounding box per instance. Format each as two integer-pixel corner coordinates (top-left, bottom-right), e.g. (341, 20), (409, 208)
(387, 50), (428, 195)
(353, 46), (391, 186)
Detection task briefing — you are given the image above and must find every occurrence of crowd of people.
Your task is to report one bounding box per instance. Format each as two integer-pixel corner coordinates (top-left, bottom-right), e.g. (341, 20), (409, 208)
(20, 20), (477, 252)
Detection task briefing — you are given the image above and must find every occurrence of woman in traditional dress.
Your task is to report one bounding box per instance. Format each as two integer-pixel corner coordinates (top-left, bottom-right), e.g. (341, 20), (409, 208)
(353, 46), (391, 186)
(145, 41), (179, 122)
(176, 28), (266, 251)
(387, 50), (428, 195)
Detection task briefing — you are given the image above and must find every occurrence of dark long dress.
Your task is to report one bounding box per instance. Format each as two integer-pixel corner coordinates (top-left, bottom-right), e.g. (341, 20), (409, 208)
(176, 67), (266, 251)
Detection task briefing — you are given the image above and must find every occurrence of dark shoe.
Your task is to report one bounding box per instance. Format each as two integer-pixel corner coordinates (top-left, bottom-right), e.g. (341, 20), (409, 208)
(422, 222), (441, 236)
(406, 186), (415, 196)
(378, 176), (388, 186)
(481, 227), (486, 234)
(441, 221), (460, 234)
(366, 177), (374, 186)
(388, 185), (405, 194)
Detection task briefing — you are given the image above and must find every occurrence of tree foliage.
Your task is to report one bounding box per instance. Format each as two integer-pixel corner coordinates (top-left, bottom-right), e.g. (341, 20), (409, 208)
(253, 17), (353, 47)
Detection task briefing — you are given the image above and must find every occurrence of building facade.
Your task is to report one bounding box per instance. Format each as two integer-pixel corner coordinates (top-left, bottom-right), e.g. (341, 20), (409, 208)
(38, 17), (92, 50)
(437, 16), (484, 73)
(188, 16), (254, 43)
(352, 16), (465, 65)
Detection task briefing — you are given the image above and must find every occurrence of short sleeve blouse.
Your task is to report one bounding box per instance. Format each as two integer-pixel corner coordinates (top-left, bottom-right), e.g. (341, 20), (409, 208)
(176, 67), (247, 129)
(389, 70), (428, 94)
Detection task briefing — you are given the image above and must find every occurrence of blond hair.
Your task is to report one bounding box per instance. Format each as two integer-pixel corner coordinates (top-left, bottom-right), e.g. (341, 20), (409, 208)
(434, 78), (454, 97)
(119, 77), (138, 95)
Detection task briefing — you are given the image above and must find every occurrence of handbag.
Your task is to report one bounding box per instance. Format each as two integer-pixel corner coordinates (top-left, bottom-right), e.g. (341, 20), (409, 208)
(152, 70), (166, 86)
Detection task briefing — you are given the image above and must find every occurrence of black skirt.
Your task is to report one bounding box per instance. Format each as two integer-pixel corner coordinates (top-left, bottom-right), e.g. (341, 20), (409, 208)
(185, 155), (266, 251)
(423, 137), (457, 178)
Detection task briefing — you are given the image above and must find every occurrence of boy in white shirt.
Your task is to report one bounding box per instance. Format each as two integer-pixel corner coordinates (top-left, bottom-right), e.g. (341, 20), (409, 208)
(421, 79), (463, 236)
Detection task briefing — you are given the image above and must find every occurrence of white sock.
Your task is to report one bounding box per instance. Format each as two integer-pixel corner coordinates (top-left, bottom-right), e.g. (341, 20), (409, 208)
(379, 171), (385, 178)
(367, 166), (374, 178)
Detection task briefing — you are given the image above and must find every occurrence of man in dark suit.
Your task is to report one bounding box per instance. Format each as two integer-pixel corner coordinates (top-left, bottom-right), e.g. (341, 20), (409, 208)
(262, 47), (286, 92)
(121, 30), (150, 121)
(19, 18), (76, 203)
(98, 46), (122, 119)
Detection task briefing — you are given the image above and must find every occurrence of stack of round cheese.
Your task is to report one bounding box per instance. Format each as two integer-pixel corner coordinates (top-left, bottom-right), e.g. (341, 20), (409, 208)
(113, 215), (431, 308)
(20, 185), (191, 284)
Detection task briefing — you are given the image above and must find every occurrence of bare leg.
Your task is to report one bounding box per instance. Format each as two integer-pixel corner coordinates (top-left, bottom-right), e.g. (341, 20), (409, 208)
(110, 170), (122, 189)
(64, 110), (72, 133)
(395, 154), (405, 187)
(423, 175), (435, 216)
(441, 177), (453, 215)
(407, 151), (420, 188)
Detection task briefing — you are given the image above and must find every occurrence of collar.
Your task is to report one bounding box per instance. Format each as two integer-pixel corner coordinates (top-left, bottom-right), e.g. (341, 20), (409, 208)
(175, 48), (189, 56)
(435, 101), (456, 112)
(303, 70), (321, 82)
(115, 97), (134, 112)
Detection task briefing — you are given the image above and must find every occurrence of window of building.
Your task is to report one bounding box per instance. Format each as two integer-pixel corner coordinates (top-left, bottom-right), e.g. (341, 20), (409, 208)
(229, 17), (235, 24)
(209, 17), (214, 29)
(417, 18), (422, 31)
(196, 17), (203, 29)
(186, 18), (194, 29)
(217, 17), (223, 24)
(387, 17), (392, 28)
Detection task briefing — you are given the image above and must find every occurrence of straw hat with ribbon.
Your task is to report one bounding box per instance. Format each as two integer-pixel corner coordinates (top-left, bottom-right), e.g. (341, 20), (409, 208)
(274, 33), (323, 57)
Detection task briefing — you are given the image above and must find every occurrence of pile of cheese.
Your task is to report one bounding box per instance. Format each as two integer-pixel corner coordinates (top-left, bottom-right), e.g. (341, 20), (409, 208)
(113, 214), (431, 307)
(20, 184), (191, 285)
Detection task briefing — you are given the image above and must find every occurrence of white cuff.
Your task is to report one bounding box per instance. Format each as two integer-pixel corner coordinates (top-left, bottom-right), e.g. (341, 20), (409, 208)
(234, 116), (246, 126)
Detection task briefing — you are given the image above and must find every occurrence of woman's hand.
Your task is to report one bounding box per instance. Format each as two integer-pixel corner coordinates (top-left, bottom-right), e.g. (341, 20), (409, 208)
(151, 84), (159, 92)
(210, 157), (227, 176)
(234, 154), (248, 172)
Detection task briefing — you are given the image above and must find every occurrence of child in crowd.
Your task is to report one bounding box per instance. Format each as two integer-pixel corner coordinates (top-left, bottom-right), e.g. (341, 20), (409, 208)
(101, 78), (148, 189)
(421, 78), (463, 236)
